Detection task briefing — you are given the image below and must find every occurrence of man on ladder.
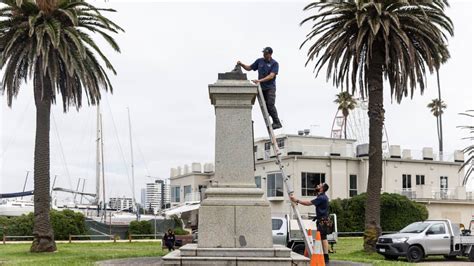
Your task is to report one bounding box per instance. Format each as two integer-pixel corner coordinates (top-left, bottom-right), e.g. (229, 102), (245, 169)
(237, 47), (282, 129)
(245, 52), (316, 260)
(290, 183), (331, 264)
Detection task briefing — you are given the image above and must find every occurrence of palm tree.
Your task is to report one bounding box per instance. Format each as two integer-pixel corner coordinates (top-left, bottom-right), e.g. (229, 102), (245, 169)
(435, 70), (444, 159)
(0, 0), (123, 252)
(300, 0), (452, 251)
(427, 98), (447, 157)
(334, 91), (357, 139)
(459, 110), (474, 186)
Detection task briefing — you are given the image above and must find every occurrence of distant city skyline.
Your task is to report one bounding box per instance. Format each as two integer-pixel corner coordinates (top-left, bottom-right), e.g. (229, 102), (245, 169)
(1, 1), (473, 202)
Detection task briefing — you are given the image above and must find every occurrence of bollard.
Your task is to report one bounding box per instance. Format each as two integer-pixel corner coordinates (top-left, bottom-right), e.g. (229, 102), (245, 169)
(128, 234), (132, 243)
(69, 235), (72, 244)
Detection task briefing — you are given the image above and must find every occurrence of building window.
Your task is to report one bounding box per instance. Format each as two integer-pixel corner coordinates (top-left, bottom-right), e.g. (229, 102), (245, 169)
(349, 175), (357, 197)
(402, 174), (412, 190)
(184, 185), (192, 201)
(171, 186), (180, 202)
(267, 173), (283, 197)
(264, 142), (271, 151)
(277, 138), (285, 148)
(255, 176), (262, 189)
(440, 176), (448, 190)
(264, 139), (284, 151)
(301, 172), (326, 196)
(416, 175), (425, 185)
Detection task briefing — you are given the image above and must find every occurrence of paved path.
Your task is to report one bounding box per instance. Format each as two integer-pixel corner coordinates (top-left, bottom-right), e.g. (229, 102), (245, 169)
(96, 257), (474, 265)
(419, 261), (472, 265)
(96, 258), (370, 266)
(97, 257), (162, 265)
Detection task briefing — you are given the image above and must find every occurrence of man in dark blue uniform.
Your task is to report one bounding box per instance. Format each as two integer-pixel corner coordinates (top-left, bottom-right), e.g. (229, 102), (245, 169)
(237, 47), (282, 129)
(290, 183), (330, 263)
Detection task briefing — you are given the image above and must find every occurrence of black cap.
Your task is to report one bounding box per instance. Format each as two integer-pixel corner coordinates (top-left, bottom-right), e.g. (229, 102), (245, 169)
(262, 47), (273, 54)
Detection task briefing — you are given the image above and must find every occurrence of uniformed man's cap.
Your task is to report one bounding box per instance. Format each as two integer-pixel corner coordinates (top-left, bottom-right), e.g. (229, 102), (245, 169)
(262, 47), (273, 54)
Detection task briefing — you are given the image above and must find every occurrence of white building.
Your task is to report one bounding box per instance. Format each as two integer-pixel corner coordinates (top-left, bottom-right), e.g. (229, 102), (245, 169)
(145, 179), (170, 212)
(169, 134), (472, 225)
(140, 188), (146, 207)
(109, 197), (133, 211)
(170, 163), (214, 206)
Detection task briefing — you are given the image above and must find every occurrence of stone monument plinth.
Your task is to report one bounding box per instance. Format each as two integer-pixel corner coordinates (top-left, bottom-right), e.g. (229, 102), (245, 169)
(162, 66), (308, 266)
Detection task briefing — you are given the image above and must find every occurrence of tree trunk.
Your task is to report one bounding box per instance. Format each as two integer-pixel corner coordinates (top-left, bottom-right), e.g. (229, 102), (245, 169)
(436, 70), (444, 160)
(363, 45), (384, 252)
(36, 0), (57, 14)
(344, 115), (348, 139)
(436, 115), (440, 153)
(30, 71), (57, 253)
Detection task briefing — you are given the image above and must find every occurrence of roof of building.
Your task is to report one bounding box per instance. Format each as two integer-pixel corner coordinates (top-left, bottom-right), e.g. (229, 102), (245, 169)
(254, 155), (463, 166)
(164, 202), (200, 217)
(170, 172), (213, 180)
(254, 133), (357, 143)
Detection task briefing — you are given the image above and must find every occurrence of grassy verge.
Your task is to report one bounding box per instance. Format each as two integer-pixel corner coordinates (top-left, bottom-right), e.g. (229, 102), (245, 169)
(0, 237), (470, 265)
(331, 237), (468, 265)
(0, 242), (167, 266)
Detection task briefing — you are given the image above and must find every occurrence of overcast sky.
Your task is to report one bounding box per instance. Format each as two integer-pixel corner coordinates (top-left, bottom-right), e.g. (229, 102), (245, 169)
(1, 0), (473, 203)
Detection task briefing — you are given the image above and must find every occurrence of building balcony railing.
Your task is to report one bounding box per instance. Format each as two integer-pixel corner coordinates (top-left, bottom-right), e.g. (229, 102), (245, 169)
(183, 192), (202, 202)
(399, 189), (417, 199)
(395, 188), (472, 201)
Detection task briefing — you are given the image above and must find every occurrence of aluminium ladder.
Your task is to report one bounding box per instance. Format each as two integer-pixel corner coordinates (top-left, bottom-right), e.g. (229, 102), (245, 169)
(256, 84), (314, 256)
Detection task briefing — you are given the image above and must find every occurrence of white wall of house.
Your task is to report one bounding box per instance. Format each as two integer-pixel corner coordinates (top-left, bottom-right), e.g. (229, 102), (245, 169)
(419, 201), (474, 225)
(170, 134), (470, 224)
(170, 172), (212, 205)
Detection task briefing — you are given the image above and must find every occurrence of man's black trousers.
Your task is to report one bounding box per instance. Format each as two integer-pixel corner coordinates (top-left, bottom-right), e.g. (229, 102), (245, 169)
(262, 88), (280, 123)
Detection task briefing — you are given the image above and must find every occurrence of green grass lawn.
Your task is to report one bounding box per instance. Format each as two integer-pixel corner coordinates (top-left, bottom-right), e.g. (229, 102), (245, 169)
(0, 238), (470, 265)
(0, 242), (167, 266)
(331, 237), (468, 265)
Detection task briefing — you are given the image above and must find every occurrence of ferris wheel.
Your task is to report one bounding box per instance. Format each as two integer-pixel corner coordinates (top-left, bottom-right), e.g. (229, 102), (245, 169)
(330, 98), (390, 152)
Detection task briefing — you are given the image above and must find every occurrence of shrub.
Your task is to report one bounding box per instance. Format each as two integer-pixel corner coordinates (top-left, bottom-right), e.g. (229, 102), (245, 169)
(329, 193), (428, 232)
(0, 210), (87, 240)
(173, 227), (190, 235)
(129, 220), (152, 235)
(50, 209), (87, 240)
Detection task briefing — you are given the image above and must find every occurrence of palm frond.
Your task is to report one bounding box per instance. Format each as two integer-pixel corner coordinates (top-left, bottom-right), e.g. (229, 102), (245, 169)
(0, 0), (122, 111)
(300, 0), (454, 103)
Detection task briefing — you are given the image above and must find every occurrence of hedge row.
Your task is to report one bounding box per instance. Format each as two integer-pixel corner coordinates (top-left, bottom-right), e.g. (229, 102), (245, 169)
(329, 193), (429, 232)
(0, 209), (87, 240)
(128, 219), (190, 236)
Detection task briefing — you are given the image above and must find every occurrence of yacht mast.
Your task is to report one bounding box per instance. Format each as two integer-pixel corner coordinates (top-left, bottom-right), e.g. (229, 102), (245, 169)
(95, 104), (101, 205)
(127, 108), (137, 215)
(100, 112), (106, 219)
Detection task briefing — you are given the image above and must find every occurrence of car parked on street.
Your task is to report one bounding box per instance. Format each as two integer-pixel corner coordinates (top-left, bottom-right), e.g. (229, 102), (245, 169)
(376, 219), (474, 262)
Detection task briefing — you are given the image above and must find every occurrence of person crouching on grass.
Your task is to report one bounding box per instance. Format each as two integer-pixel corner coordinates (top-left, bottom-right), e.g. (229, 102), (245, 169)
(163, 229), (176, 252)
(290, 183), (331, 264)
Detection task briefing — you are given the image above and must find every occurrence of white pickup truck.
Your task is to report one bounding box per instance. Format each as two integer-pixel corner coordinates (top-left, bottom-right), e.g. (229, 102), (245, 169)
(376, 219), (474, 262)
(272, 214), (338, 255)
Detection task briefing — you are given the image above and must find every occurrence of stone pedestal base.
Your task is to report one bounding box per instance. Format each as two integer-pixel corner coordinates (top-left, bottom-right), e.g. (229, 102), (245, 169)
(198, 187), (273, 248)
(162, 244), (309, 266)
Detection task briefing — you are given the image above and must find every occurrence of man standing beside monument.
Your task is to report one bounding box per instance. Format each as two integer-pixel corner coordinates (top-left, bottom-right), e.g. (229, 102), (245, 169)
(290, 183), (331, 264)
(237, 47), (282, 129)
